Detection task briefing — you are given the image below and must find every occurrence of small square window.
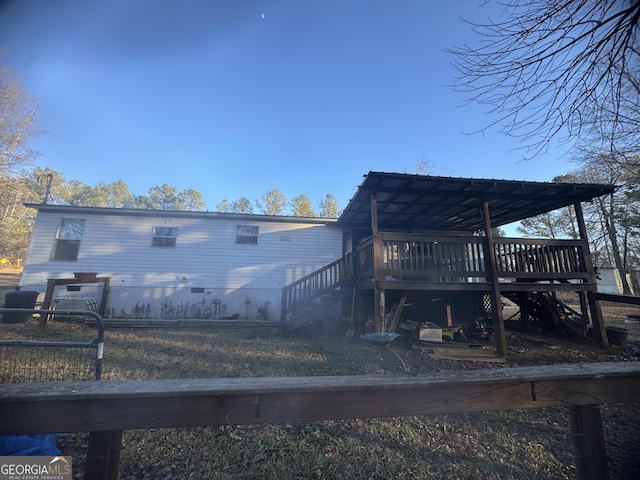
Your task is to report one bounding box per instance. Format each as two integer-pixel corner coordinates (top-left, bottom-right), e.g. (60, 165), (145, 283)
(152, 226), (178, 247)
(236, 225), (259, 245)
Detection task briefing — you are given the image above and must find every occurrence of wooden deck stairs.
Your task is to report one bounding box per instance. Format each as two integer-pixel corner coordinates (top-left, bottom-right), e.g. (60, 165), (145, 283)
(281, 254), (353, 335)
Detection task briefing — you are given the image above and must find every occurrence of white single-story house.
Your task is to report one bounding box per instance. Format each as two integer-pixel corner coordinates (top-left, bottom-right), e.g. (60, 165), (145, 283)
(18, 205), (344, 321)
(18, 171), (620, 350)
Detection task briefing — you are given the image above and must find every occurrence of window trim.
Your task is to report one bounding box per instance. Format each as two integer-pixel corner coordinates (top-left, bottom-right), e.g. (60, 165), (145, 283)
(152, 226), (178, 247)
(50, 218), (86, 261)
(235, 225), (259, 245)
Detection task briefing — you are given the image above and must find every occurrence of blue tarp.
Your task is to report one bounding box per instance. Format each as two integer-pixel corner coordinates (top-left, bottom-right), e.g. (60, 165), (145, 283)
(0, 435), (61, 456)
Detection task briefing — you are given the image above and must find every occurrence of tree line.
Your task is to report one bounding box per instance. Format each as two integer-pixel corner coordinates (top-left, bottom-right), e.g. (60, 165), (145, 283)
(0, 165), (342, 266)
(15, 166), (340, 217)
(516, 154), (640, 294)
(217, 191), (340, 217)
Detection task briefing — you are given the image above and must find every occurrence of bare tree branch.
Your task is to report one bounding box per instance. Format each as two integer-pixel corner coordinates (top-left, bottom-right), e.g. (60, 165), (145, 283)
(0, 61), (42, 175)
(450, 1), (640, 157)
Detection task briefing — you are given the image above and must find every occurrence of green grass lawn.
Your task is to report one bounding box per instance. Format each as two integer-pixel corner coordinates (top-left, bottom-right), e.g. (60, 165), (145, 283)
(2, 319), (639, 479)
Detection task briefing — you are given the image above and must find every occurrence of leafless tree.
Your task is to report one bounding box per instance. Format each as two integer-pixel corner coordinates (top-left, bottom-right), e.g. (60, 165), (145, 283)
(0, 62), (41, 176)
(572, 155), (636, 294)
(450, 1), (640, 157)
(0, 60), (42, 263)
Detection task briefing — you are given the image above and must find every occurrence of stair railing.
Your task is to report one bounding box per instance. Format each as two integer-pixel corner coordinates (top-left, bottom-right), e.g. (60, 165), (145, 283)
(280, 253), (353, 324)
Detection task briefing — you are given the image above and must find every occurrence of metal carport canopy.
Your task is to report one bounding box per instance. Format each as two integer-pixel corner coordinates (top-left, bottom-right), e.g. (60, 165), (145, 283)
(337, 172), (616, 232)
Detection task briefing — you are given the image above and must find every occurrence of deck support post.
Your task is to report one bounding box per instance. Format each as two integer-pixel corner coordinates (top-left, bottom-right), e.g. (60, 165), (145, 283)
(568, 405), (609, 480)
(481, 201), (507, 357)
(371, 194), (385, 332)
(574, 202), (608, 348)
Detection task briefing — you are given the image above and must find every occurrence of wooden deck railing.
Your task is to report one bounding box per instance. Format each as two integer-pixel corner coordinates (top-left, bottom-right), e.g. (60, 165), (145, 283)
(356, 233), (589, 284)
(280, 253), (353, 323)
(493, 237), (588, 280)
(356, 236), (374, 280)
(1, 362), (638, 480)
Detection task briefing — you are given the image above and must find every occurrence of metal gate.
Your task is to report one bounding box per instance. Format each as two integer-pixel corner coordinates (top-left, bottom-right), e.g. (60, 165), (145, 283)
(0, 308), (104, 382)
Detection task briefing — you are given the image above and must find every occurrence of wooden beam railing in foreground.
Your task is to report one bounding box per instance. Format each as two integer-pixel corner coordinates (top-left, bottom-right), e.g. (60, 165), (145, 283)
(1, 362), (639, 480)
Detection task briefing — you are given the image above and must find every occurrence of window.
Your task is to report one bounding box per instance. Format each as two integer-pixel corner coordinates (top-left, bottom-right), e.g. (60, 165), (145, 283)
(152, 226), (178, 247)
(51, 218), (86, 261)
(236, 225), (259, 244)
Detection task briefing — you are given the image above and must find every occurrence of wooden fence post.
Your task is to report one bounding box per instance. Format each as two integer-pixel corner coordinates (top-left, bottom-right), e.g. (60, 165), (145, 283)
(569, 405), (609, 480)
(84, 430), (123, 480)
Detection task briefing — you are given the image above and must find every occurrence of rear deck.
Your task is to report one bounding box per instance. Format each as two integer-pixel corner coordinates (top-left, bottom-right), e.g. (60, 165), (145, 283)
(356, 233), (592, 292)
(281, 172), (617, 353)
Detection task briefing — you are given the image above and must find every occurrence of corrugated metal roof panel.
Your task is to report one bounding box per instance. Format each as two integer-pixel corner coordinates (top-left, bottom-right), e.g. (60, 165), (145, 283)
(338, 172), (616, 231)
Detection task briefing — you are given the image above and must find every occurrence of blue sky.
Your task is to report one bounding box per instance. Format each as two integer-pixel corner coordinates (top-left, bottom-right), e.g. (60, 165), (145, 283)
(0, 0), (575, 214)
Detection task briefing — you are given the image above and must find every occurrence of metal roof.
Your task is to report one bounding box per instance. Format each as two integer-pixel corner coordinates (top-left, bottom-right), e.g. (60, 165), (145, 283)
(337, 172), (616, 231)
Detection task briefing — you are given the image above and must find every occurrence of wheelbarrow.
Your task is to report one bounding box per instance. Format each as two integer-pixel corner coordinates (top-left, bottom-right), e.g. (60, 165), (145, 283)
(360, 332), (417, 375)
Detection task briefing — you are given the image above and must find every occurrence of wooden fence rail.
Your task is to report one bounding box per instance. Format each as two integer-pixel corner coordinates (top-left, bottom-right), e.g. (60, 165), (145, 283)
(594, 292), (640, 305)
(1, 362), (639, 480)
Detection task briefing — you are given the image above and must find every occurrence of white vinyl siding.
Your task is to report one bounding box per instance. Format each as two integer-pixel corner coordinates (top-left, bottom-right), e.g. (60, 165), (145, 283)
(22, 209), (342, 290)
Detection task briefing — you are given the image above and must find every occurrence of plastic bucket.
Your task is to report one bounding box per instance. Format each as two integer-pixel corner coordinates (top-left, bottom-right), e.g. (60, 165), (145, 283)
(606, 326), (629, 346)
